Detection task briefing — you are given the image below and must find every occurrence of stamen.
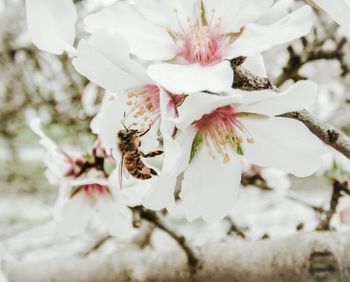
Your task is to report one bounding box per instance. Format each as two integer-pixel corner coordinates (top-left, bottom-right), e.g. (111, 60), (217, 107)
(194, 106), (255, 162)
(124, 85), (161, 127)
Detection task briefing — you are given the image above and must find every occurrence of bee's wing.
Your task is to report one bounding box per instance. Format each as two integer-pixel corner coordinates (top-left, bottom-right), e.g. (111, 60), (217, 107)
(117, 154), (124, 190)
(123, 164), (130, 180)
(117, 154), (130, 190)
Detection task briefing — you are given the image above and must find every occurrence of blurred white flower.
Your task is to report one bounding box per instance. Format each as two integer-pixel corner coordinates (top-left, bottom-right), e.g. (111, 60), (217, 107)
(85, 0), (313, 93)
(25, 0), (77, 54)
(260, 168), (291, 194)
(30, 118), (133, 238)
(54, 169), (135, 238)
(145, 81), (325, 222)
(310, 0), (350, 35)
(29, 118), (84, 185)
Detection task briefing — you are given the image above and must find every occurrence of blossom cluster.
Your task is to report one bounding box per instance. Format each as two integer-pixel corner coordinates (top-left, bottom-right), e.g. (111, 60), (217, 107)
(25, 0), (349, 234)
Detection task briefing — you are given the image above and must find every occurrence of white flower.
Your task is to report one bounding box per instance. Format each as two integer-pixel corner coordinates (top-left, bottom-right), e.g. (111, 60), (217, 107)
(145, 81), (325, 222)
(25, 0), (77, 55)
(30, 118), (133, 237)
(310, 0), (350, 35)
(72, 30), (186, 153)
(92, 87), (187, 208)
(55, 169), (134, 238)
(85, 0), (313, 93)
(29, 118), (84, 185)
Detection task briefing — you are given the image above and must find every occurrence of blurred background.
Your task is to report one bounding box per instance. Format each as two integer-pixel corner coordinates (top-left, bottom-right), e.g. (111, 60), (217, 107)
(0, 0), (350, 280)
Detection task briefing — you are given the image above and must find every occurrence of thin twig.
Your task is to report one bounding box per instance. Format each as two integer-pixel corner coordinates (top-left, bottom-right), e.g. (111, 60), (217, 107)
(131, 221), (156, 249)
(225, 217), (246, 239)
(274, 35), (349, 87)
(133, 207), (201, 274)
(79, 234), (112, 257)
(316, 180), (349, 231)
(233, 64), (350, 160)
(281, 110), (350, 159)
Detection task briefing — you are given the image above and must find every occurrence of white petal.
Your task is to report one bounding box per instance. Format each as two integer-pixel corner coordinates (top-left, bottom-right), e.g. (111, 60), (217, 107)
(257, 0), (294, 24)
(108, 169), (152, 207)
(180, 145), (242, 222)
(147, 62), (233, 94)
(121, 179), (154, 207)
(72, 32), (148, 93)
(143, 127), (197, 210)
(226, 6), (313, 58)
(159, 89), (176, 139)
(96, 194), (135, 238)
(175, 91), (243, 129)
(29, 118), (58, 154)
(236, 80), (318, 116)
(241, 54), (267, 77)
(93, 94), (127, 156)
(84, 2), (174, 61)
(85, 31), (147, 81)
(135, 0), (198, 33)
(240, 116), (325, 177)
(311, 0), (350, 35)
(25, 0), (77, 55)
(143, 174), (178, 211)
(139, 119), (161, 153)
(30, 118), (71, 181)
(55, 193), (94, 236)
(202, 0), (273, 33)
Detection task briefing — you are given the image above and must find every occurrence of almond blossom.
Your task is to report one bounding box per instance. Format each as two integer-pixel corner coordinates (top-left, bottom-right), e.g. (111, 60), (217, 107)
(144, 81), (326, 222)
(30, 118), (134, 237)
(55, 169), (134, 238)
(29, 118), (86, 185)
(72, 30), (184, 155)
(84, 0), (313, 93)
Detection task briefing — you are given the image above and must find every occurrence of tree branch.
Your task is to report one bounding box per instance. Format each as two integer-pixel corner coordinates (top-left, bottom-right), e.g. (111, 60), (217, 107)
(132, 207), (201, 274)
(232, 63), (350, 159)
(317, 180), (350, 231)
(281, 110), (350, 159)
(4, 231), (350, 282)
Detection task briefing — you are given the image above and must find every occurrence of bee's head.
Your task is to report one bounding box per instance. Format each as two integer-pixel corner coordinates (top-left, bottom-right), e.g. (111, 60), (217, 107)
(118, 129), (138, 139)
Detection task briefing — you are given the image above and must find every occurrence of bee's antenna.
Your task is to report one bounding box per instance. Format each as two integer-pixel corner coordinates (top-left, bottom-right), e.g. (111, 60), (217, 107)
(121, 112), (128, 130)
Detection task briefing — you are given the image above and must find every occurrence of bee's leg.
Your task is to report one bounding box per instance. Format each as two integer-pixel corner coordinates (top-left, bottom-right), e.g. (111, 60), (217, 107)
(150, 168), (158, 176)
(141, 150), (163, 158)
(139, 125), (152, 137)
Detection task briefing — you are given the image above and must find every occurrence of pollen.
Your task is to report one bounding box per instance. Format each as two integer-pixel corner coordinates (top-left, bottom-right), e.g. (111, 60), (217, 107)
(125, 84), (161, 127)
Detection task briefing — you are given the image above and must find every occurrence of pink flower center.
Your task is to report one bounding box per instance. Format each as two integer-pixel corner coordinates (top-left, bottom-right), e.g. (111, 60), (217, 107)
(125, 84), (161, 131)
(177, 19), (222, 65)
(194, 106), (254, 162)
(70, 182), (111, 203)
(81, 183), (110, 196)
(168, 5), (240, 66)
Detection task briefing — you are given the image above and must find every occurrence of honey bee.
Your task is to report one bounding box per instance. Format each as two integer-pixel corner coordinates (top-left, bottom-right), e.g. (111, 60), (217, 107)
(117, 127), (163, 184)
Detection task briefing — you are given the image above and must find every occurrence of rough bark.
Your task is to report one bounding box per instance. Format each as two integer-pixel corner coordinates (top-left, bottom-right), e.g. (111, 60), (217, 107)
(4, 231), (350, 282)
(281, 110), (350, 159)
